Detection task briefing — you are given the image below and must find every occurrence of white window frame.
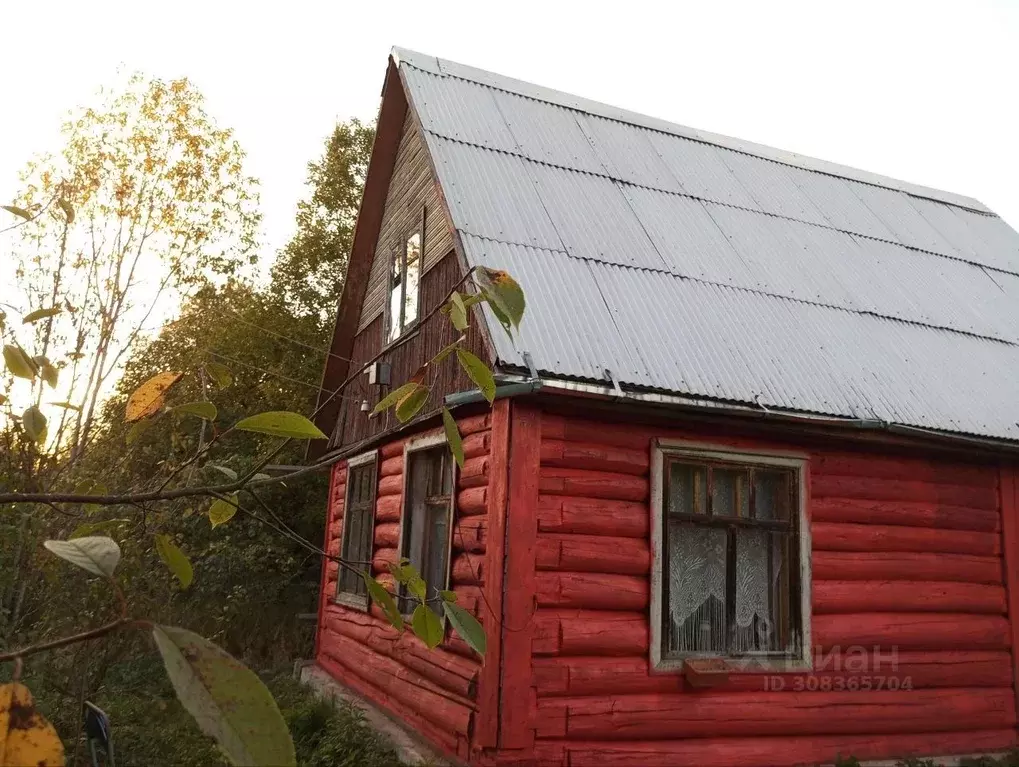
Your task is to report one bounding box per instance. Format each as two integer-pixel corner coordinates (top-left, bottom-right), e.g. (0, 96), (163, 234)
(383, 209), (425, 345)
(650, 438), (812, 673)
(335, 449), (379, 611)
(396, 432), (457, 617)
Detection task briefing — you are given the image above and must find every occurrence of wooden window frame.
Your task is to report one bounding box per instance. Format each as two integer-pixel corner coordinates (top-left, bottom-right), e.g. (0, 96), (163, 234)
(335, 450), (379, 611)
(396, 432), (457, 618)
(383, 207), (426, 346)
(649, 439), (812, 673)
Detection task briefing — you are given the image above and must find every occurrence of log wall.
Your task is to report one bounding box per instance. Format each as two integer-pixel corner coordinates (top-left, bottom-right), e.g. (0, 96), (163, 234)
(315, 412), (495, 763)
(524, 407), (1018, 767)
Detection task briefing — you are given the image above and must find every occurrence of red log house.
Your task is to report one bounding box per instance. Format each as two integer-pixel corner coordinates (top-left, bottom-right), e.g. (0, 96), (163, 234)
(311, 48), (1019, 766)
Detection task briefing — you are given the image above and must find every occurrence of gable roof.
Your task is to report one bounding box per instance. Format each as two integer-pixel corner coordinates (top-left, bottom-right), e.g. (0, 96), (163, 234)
(393, 48), (1019, 444)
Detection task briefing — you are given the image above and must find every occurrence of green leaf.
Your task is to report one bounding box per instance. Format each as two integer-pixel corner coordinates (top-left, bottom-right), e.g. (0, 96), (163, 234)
(207, 464), (238, 481)
(69, 519), (130, 539)
(205, 361), (233, 388)
(395, 385), (430, 423)
(50, 401), (81, 411)
(431, 337), (463, 367)
(40, 364), (58, 389)
(251, 473), (271, 482)
(1, 204), (32, 221)
(456, 349), (496, 403)
(209, 495), (238, 528)
(449, 292), (469, 331)
(151, 625), (296, 767)
(439, 590), (458, 603)
(22, 406), (46, 442)
(476, 267), (525, 330)
(126, 418), (153, 445)
(363, 574), (404, 631)
(22, 307), (61, 324)
(442, 407), (464, 469)
(58, 197), (74, 223)
(442, 602), (487, 657)
(372, 382), (419, 414)
(407, 573), (427, 602)
(155, 534), (194, 589)
(411, 604), (444, 649)
(43, 536), (121, 577)
(3, 345), (36, 379)
(174, 401), (217, 421)
(234, 411), (326, 440)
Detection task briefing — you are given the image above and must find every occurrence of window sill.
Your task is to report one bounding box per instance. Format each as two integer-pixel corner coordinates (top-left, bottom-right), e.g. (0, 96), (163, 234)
(334, 593), (369, 612)
(653, 655), (814, 678)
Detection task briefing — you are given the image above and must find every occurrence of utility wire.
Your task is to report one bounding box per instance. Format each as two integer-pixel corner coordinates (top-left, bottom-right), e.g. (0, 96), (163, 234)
(209, 305), (352, 363)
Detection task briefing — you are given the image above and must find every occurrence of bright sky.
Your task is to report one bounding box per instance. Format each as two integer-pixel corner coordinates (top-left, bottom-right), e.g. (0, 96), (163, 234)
(2, 0), (1018, 261)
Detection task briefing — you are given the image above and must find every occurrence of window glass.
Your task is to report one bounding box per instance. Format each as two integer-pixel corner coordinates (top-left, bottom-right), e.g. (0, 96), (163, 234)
(404, 232), (421, 328)
(400, 445), (453, 613)
(385, 226), (423, 343)
(338, 458), (377, 601)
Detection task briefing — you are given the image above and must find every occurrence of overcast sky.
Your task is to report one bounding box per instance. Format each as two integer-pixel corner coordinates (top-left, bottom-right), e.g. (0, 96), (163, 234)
(2, 0), (1017, 260)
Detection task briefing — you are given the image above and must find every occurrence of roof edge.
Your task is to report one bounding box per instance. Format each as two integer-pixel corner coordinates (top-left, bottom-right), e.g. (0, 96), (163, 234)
(391, 46), (992, 215)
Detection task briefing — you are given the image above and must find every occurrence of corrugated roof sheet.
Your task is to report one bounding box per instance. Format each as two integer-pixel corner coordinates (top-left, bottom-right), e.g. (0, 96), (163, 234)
(395, 47), (1019, 443)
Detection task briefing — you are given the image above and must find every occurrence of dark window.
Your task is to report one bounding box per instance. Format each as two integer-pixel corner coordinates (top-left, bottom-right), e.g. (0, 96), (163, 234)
(336, 456), (378, 604)
(399, 444), (454, 612)
(385, 223), (423, 344)
(661, 456), (801, 660)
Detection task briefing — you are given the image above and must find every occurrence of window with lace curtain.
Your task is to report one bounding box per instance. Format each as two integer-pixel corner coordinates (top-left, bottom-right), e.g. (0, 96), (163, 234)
(650, 443), (811, 671)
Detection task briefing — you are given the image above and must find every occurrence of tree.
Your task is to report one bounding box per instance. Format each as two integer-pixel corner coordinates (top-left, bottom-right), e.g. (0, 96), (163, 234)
(270, 119), (375, 317)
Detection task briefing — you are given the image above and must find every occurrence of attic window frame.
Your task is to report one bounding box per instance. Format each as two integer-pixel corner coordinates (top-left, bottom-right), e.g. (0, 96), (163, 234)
(649, 439), (813, 673)
(383, 207), (426, 345)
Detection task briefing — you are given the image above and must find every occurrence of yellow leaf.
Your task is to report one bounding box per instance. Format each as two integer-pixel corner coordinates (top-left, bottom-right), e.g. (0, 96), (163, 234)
(209, 495), (238, 528)
(0, 682), (65, 767)
(126, 371), (183, 422)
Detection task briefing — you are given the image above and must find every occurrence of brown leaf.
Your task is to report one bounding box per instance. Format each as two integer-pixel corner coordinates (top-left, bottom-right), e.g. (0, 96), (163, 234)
(125, 371), (183, 422)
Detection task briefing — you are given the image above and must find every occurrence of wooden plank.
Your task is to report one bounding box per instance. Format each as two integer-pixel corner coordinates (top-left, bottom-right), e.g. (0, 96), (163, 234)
(813, 613), (1010, 651)
(532, 729), (1018, 767)
(812, 521), (1000, 556)
(540, 439), (649, 476)
(500, 402), (541, 749)
(532, 609), (648, 656)
(539, 468), (648, 503)
(811, 474), (999, 509)
(812, 453), (996, 486)
(535, 572), (648, 611)
(813, 580), (1007, 614)
(811, 497), (1000, 532)
(535, 534), (650, 575)
(474, 399), (509, 749)
(813, 550), (1003, 585)
(537, 496), (649, 538)
(999, 466), (1019, 725)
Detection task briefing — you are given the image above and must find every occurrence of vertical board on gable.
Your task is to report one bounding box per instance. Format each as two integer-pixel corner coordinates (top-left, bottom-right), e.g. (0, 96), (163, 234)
(358, 112), (455, 331)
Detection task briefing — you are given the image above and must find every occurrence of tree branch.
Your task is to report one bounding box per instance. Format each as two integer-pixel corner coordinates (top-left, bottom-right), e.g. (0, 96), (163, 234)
(0, 618), (132, 663)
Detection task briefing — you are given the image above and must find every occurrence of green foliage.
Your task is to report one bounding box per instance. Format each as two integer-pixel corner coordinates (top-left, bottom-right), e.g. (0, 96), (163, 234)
(209, 496), (239, 528)
(3, 344), (36, 379)
(22, 405), (47, 442)
(42, 536), (121, 578)
(22, 307), (61, 324)
(441, 408), (464, 469)
(441, 602), (485, 657)
(1, 204), (32, 221)
(173, 401), (218, 421)
(394, 385), (429, 423)
(155, 534), (194, 590)
(363, 575), (403, 631)
(152, 625), (296, 767)
(411, 605), (443, 650)
(457, 348), (495, 403)
(234, 411), (327, 440)
(372, 382), (419, 414)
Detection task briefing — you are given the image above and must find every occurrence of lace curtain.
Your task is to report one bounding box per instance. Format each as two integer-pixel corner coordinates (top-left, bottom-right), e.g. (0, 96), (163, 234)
(667, 522), (784, 654)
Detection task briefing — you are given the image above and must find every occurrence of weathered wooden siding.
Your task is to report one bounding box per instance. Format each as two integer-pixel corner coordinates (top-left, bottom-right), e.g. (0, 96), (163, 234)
(357, 111), (454, 332)
(332, 252), (491, 448)
(316, 414), (495, 763)
(519, 407), (1017, 767)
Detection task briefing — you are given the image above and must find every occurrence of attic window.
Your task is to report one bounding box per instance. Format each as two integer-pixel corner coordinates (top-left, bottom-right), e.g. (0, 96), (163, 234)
(650, 442), (811, 672)
(385, 217), (423, 344)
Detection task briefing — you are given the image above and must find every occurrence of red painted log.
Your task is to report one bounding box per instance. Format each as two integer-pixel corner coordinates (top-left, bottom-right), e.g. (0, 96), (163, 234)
(540, 468), (648, 503)
(375, 494), (402, 522)
(541, 414), (651, 451)
(373, 522), (400, 548)
(813, 550), (1003, 585)
(380, 438), (407, 459)
(457, 413), (490, 436)
(1000, 467), (1019, 733)
(537, 496), (649, 539)
(317, 656), (460, 757)
(814, 613), (1011, 650)
(378, 474), (403, 497)
(811, 474), (999, 509)
(320, 633), (473, 735)
(459, 455), (489, 488)
(814, 580), (1007, 614)
(372, 546), (398, 575)
(812, 521), (1000, 556)
(536, 534), (650, 575)
(811, 497), (1000, 532)
(812, 453), (996, 486)
(536, 572), (648, 611)
(540, 440), (649, 477)
(446, 585), (483, 614)
(462, 430), (490, 460)
(532, 652), (1014, 697)
(451, 552), (484, 586)
(380, 455), (403, 477)
(533, 609), (648, 656)
(452, 518), (487, 553)
(328, 519), (343, 540)
(456, 486), (487, 517)
(534, 687), (1015, 740)
(532, 729), (1018, 767)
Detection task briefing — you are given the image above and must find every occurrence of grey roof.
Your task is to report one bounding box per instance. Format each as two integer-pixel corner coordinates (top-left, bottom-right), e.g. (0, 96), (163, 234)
(393, 47), (1019, 443)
